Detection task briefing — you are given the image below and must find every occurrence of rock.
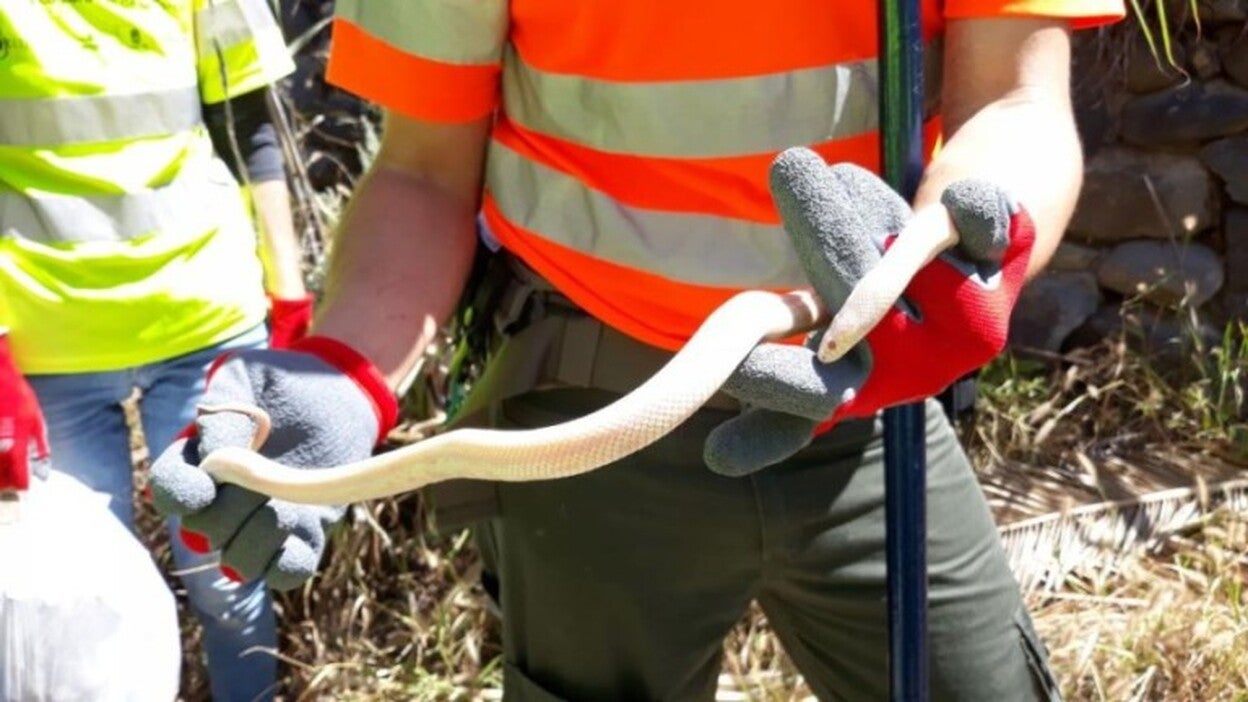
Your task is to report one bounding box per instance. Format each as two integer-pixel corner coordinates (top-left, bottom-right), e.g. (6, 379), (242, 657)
(1071, 33), (1119, 152)
(1220, 208), (1248, 319)
(1121, 81), (1248, 146)
(1200, 136), (1248, 204)
(1222, 293), (1248, 321)
(1069, 303), (1221, 357)
(1169, 0), (1248, 22)
(1069, 148), (1215, 242)
(1223, 208), (1248, 289)
(1009, 272), (1102, 352)
(1218, 206), (1248, 318)
(1225, 30), (1248, 89)
(1075, 101), (1113, 156)
(1096, 240), (1225, 307)
(1048, 241), (1103, 272)
(1190, 40), (1222, 80)
(1124, 34), (1186, 93)
(1194, 0), (1248, 23)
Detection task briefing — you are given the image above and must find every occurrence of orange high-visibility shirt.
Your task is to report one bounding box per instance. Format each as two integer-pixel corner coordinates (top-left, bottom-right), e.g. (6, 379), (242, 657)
(327, 0), (1123, 351)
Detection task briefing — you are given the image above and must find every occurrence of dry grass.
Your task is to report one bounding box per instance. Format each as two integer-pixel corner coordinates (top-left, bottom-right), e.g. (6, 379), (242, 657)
(1030, 510), (1248, 701)
(965, 319), (1248, 701)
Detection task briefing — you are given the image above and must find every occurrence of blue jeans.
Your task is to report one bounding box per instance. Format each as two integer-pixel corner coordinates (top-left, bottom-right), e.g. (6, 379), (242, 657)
(28, 325), (278, 702)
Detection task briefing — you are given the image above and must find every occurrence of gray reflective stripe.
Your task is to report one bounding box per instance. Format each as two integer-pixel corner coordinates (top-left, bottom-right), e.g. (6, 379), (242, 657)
(504, 43), (942, 158)
(0, 159), (240, 244)
(335, 0), (507, 65)
(196, 0), (279, 55)
(486, 142), (809, 288)
(0, 86), (202, 146)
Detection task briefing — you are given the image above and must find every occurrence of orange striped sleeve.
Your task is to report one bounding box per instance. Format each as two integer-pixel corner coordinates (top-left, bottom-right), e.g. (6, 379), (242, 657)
(326, 18), (500, 123)
(944, 0), (1125, 28)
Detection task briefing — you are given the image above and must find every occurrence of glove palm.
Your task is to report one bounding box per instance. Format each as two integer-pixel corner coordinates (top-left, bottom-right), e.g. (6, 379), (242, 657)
(704, 148), (1032, 476)
(150, 339), (395, 590)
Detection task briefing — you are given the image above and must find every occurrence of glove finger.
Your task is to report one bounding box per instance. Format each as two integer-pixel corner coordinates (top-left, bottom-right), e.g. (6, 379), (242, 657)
(218, 499), (342, 584)
(940, 180), (1013, 267)
(263, 536), (319, 591)
(150, 436), (218, 515)
(28, 452), (50, 482)
(197, 411), (263, 458)
(0, 441), (30, 491)
(218, 503), (286, 583)
(723, 341), (871, 420)
(182, 484), (267, 551)
(30, 420), (50, 461)
(770, 150), (887, 311)
(259, 501), (342, 591)
(196, 360), (264, 456)
(704, 409), (818, 477)
(825, 163), (911, 244)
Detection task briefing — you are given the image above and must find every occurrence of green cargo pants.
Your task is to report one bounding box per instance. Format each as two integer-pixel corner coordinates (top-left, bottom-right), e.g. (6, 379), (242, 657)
(474, 391), (1059, 701)
(434, 256), (1061, 701)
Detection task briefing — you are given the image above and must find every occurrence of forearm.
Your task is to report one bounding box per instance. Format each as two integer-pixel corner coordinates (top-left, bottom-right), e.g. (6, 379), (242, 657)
(913, 21), (1080, 276)
(915, 95), (1080, 275)
(251, 179), (307, 298)
(312, 166), (479, 389)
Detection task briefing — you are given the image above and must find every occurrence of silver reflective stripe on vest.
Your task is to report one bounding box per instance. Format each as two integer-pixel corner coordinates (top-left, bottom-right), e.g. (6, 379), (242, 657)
(335, 0), (507, 65)
(196, 0), (280, 55)
(487, 142), (809, 289)
(504, 43), (942, 159)
(0, 158), (238, 244)
(0, 86), (202, 147)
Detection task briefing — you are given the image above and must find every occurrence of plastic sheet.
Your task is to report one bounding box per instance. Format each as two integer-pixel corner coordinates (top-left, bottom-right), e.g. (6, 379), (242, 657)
(0, 471), (179, 702)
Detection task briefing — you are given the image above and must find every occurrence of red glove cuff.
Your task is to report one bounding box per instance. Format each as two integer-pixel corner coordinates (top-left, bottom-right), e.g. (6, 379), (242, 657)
(201, 336), (400, 445)
(288, 336), (400, 445)
(0, 335), (49, 492)
(267, 293), (315, 350)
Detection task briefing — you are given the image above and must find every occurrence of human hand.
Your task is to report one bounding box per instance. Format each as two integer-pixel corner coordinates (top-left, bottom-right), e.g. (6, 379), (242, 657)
(704, 148), (1033, 476)
(0, 334), (49, 491)
(267, 293), (315, 349)
(149, 337), (397, 590)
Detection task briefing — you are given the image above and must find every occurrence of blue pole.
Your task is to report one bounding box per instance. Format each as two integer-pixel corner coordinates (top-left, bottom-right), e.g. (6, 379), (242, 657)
(877, 0), (929, 697)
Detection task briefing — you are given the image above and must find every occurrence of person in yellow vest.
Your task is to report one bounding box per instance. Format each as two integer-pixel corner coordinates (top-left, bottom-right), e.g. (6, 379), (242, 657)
(0, 1), (309, 699)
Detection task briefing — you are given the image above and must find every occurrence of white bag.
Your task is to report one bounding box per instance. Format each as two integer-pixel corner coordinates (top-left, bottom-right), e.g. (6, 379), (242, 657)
(0, 471), (180, 702)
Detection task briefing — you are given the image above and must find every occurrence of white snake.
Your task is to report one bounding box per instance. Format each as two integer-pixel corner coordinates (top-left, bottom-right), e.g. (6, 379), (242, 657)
(200, 289), (825, 505)
(198, 225), (950, 506)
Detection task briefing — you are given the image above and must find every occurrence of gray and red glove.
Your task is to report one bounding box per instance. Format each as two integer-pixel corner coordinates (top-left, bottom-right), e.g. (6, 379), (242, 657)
(149, 336), (397, 590)
(704, 148), (1033, 476)
(267, 293), (315, 349)
(0, 333), (49, 491)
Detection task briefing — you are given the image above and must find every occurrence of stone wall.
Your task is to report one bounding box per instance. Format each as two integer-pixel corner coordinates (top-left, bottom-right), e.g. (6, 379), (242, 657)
(1010, 4), (1248, 355)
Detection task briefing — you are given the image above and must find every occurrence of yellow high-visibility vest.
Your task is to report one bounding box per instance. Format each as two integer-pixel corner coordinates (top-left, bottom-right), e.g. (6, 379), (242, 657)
(0, 0), (294, 374)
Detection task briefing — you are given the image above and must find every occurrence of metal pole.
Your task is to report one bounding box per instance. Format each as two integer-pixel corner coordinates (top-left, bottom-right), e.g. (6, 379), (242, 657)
(877, 0), (929, 698)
